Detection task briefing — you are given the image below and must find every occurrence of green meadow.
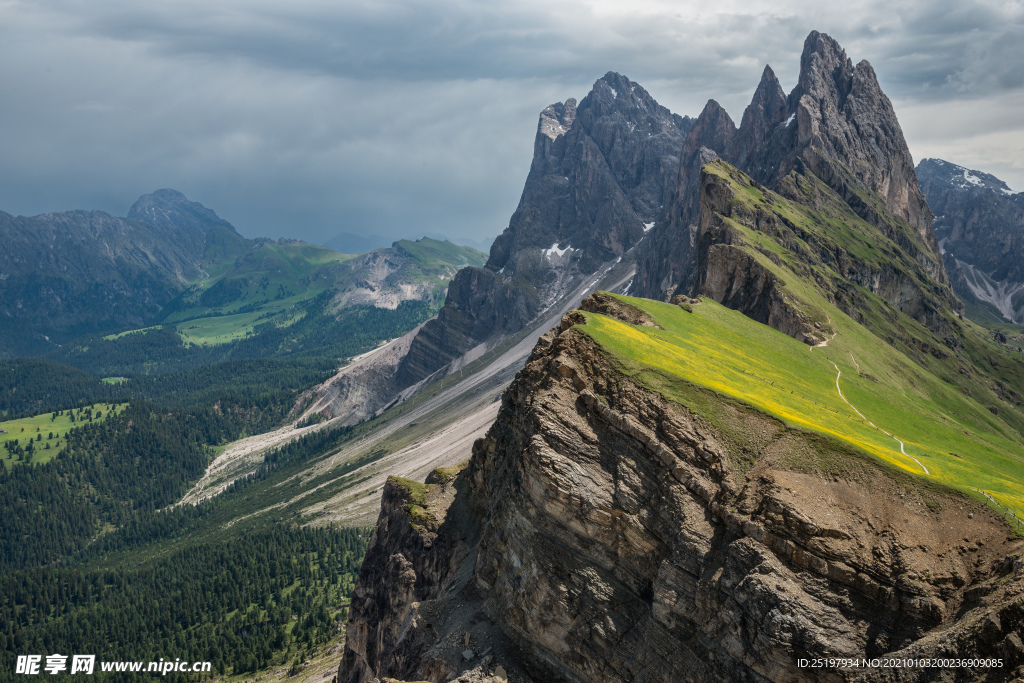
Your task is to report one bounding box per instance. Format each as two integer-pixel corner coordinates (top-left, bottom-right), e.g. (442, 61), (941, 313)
(0, 402), (128, 468)
(579, 294), (1024, 521)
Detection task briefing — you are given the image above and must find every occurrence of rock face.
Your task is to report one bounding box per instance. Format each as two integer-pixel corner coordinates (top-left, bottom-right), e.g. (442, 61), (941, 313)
(393, 73), (691, 388)
(917, 158), (1024, 324)
(636, 31), (946, 310)
(339, 299), (1024, 683)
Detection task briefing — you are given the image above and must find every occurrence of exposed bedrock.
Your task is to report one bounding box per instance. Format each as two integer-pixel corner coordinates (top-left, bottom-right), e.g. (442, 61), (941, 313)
(339, 300), (1024, 683)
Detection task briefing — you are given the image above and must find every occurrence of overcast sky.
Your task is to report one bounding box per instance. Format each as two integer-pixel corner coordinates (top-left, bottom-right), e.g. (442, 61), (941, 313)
(1, 0), (1022, 246)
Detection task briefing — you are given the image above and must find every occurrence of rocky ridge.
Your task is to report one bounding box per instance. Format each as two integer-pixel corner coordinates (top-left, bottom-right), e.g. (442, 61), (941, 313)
(917, 158), (1024, 324)
(393, 72), (692, 389)
(338, 297), (1024, 682)
(635, 31), (950, 332)
(335, 31), (1024, 683)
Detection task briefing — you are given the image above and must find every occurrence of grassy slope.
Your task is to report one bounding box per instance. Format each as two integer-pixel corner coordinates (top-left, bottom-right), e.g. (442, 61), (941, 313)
(701, 162), (1024, 439)
(162, 241), (352, 345)
(581, 294), (1024, 521)
(599, 160), (1024, 522)
(0, 403), (128, 468)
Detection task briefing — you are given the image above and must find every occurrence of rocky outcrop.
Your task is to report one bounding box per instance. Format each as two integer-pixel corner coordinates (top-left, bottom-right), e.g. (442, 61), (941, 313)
(339, 474), (466, 682)
(394, 73), (691, 389)
(635, 31), (947, 307)
(394, 267), (540, 388)
(339, 301), (1024, 682)
(917, 158), (1024, 324)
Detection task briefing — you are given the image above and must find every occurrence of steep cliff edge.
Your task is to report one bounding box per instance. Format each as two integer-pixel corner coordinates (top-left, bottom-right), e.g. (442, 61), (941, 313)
(340, 295), (1024, 683)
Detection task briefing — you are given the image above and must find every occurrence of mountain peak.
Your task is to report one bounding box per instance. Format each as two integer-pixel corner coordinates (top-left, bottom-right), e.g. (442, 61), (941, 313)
(148, 188), (188, 202)
(128, 189), (236, 235)
(635, 29), (947, 302)
(799, 30), (851, 81)
(738, 66), (787, 150)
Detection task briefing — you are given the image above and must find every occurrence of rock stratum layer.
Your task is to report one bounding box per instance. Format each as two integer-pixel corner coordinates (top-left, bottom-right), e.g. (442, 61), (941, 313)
(339, 300), (1024, 682)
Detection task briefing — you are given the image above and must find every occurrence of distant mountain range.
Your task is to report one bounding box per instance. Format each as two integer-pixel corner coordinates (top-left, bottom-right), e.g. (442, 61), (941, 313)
(917, 158), (1024, 325)
(323, 231), (493, 256)
(0, 189), (485, 366)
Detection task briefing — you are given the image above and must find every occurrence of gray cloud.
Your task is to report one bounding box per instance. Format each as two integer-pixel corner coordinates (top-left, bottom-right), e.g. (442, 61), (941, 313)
(0, 0), (1022, 245)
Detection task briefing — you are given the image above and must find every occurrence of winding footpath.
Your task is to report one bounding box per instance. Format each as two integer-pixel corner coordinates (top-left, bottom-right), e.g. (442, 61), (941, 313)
(805, 316), (928, 474)
(827, 358), (929, 475)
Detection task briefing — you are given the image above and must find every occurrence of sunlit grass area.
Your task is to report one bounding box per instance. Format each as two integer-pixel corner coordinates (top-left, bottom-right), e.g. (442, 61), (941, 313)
(579, 295), (1024, 520)
(0, 402), (128, 468)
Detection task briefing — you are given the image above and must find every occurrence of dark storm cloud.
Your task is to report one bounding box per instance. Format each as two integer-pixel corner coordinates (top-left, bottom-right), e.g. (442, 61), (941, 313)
(0, 0), (1021, 244)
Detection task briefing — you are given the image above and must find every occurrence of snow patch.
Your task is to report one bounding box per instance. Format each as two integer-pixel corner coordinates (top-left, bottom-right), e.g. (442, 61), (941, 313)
(544, 243), (570, 258)
(964, 170), (984, 187)
(1001, 187), (1021, 196)
(643, 221), (655, 232)
(784, 112), (796, 127)
(610, 87), (617, 98)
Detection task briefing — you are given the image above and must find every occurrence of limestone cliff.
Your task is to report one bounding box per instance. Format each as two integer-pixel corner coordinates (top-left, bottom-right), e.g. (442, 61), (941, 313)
(339, 297), (1024, 683)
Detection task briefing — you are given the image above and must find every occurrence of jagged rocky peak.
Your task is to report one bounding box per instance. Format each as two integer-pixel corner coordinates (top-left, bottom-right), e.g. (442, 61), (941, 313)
(788, 31), (936, 250)
(636, 29), (947, 302)
(391, 72), (691, 393)
(734, 65), (787, 168)
(486, 71), (691, 280)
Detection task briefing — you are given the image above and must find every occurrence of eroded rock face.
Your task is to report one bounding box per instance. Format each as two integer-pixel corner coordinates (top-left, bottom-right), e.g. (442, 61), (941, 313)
(635, 31), (946, 307)
(339, 303), (1024, 683)
(394, 73), (691, 389)
(917, 158), (1024, 324)
(338, 475), (466, 683)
